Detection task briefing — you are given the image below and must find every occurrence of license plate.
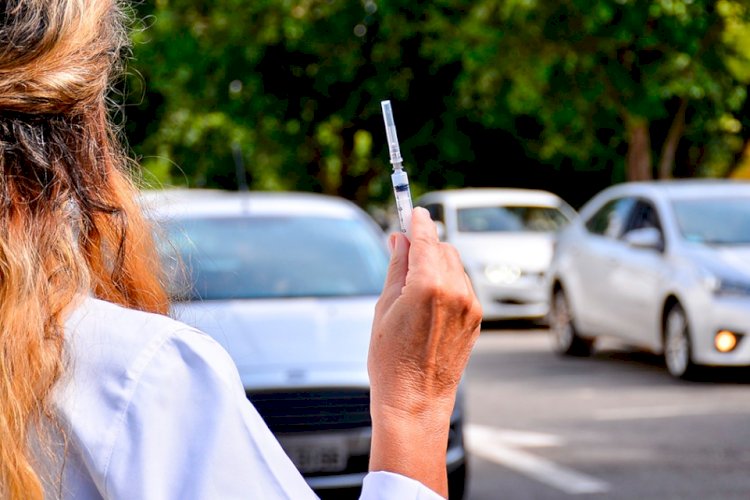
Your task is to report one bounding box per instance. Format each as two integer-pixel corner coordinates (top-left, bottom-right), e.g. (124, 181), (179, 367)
(281, 435), (348, 473)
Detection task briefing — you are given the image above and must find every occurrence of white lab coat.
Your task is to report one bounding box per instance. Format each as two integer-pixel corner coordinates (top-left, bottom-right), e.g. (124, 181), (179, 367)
(32, 298), (441, 499)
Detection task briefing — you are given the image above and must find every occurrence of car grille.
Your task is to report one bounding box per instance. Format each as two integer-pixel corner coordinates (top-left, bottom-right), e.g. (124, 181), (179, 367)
(248, 389), (464, 483)
(247, 389), (372, 434)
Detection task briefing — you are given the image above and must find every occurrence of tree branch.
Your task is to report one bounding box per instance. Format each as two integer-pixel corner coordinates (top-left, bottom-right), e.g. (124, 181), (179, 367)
(657, 98), (688, 179)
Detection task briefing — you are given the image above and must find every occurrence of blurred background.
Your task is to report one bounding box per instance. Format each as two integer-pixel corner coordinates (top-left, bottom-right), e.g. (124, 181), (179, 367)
(131, 2), (750, 499)
(124, 0), (750, 209)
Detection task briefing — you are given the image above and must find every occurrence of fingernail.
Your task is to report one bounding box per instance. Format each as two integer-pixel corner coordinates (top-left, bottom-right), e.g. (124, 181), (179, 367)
(414, 206), (430, 219)
(388, 234), (396, 254)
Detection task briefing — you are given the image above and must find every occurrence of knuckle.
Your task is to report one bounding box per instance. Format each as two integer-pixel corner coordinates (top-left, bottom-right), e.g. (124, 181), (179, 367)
(451, 282), (482, 321)
(457, 291), (476, 314)
(374, 296), (388, 315)
(470, 297), (484, 324)
(438, 286), (469, 315)
(412, 273), (447, 304)
(419, 279), (443, 300)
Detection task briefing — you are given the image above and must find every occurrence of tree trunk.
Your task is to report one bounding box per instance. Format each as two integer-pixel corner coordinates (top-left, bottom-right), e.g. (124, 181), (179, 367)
(625, 117), (653, 181)
(657, 99), (687, 179)
(725, 138), (750, 178)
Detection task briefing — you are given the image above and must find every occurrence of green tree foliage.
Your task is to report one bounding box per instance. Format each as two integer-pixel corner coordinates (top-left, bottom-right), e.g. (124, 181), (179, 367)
(126, 0), (472, 204)
(126, 0), (750, 204)
(424, 0), (750, 180)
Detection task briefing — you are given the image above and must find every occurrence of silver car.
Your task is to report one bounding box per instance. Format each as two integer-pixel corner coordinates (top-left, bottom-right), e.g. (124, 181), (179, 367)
(548, 180), (750, 379)
(417, 188), (576, 321)
(143, 189), (467, 498)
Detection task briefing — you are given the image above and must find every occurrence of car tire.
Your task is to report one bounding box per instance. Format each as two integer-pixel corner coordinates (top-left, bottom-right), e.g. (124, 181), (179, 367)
(550, 288), (593, 357)
(664, 303), (699, 380)
(448, 461), (467, 500)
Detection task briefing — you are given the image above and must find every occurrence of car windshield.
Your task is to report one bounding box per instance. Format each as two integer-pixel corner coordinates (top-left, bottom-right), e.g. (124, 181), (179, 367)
(160, 216), (388, 300)
(672, 197), (750, 245)
(456, 206), (570, 233)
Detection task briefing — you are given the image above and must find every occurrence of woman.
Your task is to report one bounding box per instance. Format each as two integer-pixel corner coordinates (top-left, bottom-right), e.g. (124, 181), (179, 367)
(0, 1), (482, 498)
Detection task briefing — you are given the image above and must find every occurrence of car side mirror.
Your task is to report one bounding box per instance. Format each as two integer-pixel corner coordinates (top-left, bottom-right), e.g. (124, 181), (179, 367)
(435, 220), (446, 241)
(623, 227), (663, 251)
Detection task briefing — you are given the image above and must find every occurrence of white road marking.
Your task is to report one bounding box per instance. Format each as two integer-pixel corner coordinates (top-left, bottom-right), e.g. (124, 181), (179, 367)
(594, 404), (750, 421)
(466, 424), (610, 495)
(480, 429), (563, 448)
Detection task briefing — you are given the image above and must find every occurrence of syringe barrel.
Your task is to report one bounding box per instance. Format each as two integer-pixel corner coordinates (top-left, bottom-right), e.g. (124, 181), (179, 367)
(391, 168), (413, 235)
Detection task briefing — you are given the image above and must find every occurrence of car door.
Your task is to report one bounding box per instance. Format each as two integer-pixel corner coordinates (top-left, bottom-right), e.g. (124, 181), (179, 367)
(570, 197), (637, 333)
(605, 199), (666, 349)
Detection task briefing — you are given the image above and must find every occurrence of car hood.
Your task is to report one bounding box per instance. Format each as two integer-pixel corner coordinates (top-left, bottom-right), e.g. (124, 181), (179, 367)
(450, 232), (555, 271)
(682, 244), (750, 281)
(171, 296), (377, 390)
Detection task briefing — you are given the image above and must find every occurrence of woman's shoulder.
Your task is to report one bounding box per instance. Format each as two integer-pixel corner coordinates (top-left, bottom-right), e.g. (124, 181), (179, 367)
(54, 297), (252, 496)
(59, 296), (235, 424)
(64, 297), (204, 372)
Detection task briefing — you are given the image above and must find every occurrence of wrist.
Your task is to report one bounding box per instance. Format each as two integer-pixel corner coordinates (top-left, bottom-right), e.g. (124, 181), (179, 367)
(369, 403), (452, 498)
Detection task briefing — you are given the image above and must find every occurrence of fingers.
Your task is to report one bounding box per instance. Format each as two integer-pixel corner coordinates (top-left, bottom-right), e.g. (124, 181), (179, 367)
(409, 207), (439, 246)
(439, 242), (465, 282)
(404, 208), (441, 279)
(376, 206), (442, 312)
(402, 209), (468, 300)
(434, 240), (479, 314)
(377, 208), (481, 329)
(439, 242), (481, 320)
(377, 232), (410, 310)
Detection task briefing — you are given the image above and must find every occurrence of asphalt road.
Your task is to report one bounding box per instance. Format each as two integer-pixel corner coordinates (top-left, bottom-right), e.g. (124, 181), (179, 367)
(463, 323), (750, 500)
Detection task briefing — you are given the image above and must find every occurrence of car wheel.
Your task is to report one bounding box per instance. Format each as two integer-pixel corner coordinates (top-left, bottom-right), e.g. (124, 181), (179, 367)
(664, 303), (699, 380)
(448, 461), (467, 500)
(550, 288), (593, 357)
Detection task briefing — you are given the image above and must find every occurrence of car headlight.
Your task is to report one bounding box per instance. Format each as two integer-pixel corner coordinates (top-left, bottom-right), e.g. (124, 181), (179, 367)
(484, 263), (521, 285)
(714, 279), (750, 297)
(700, 269), (750, 297)
(697, 267), (750, 297)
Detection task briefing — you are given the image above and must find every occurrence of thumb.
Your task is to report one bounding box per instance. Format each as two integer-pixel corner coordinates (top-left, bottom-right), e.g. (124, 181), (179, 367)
(379, 232), (410, 308)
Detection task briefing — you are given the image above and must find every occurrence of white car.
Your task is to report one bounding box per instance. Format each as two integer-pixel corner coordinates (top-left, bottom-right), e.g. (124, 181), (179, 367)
(417, 188), (576, 321)
(142, 189), (467, 498)
(548, 180), (750, 379)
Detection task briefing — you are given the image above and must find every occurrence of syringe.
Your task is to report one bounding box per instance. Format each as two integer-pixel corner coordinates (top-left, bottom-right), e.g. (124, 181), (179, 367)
(380, 100), (413, 236)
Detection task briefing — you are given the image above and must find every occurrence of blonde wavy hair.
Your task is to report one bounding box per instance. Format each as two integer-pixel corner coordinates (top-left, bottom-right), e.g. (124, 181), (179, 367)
(0, 0), (168, 497)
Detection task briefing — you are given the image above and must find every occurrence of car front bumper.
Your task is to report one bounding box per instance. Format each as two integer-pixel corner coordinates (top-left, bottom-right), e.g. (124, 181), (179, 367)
(691, 296), (750, 367)
(249, 387), (467, 493)
(303, 425), (466, 491)
(473, 273), (549, 320)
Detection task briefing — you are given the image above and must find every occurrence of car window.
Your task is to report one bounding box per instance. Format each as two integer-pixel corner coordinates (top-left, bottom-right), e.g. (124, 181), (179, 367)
(456, 206), (570, 233)
(159, 216), (388, 300)
(423, 203), (445, 223)
(624, 200), (663, 235)
(585, 197), (636, 238)
(672, 197), (750, 245)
